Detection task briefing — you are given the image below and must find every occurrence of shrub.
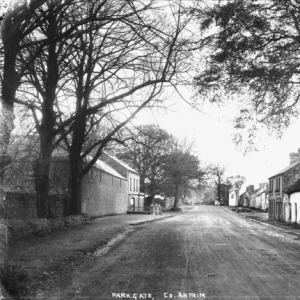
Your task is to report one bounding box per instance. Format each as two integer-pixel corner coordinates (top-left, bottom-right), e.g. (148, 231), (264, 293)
(64, 215), (85, 227)
(7, 220), (31, 243)
(49, 218), (65, 231)
(0, 263), (29, 298)
(7, 219), (51, 243)
(27, 219), (51, 237)
(0, 223), (8, 249)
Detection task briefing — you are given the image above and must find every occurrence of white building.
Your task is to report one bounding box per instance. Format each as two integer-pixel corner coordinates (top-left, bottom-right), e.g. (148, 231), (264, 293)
(229, 188), (238, 206)
(101, 152), (145, 212)
(284, 178), (300, 224)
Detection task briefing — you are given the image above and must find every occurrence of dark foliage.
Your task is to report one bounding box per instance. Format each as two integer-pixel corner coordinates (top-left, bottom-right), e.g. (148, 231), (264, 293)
(192, 0), (300, 146)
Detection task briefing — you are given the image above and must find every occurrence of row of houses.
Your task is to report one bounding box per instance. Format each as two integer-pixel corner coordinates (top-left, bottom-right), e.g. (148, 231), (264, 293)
(1, 143), (145, 219)
(268, 149), (300, 223)
(228, 183), (269, 211)
(231, 148), (300, 224)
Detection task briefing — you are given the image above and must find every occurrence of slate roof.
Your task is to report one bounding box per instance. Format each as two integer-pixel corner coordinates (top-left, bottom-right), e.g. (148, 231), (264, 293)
(103, 152), (139, 174)
(85, 156), (127, 180)
(269, 160), (300, 179)
(283, 178), (300, 195)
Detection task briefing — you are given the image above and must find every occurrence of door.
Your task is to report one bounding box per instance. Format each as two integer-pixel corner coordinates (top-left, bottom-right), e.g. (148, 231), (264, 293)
(276, 202), (283, 221)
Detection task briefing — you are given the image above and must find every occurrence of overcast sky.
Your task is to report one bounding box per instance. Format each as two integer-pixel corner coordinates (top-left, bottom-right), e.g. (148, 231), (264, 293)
(135, 87), (300, 193)
(6, 0), (300, 194)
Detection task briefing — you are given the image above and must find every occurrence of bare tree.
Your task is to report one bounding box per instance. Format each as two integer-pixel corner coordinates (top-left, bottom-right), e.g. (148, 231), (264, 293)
(9, 0), (194, 217)
(162, 139), (204, 208)
(211, 163), (226, 204)
(0, 0), (48, 179)
(58, 0), (195, 215)
(0, 0), (121, 217)
(117, 125), (174, 200)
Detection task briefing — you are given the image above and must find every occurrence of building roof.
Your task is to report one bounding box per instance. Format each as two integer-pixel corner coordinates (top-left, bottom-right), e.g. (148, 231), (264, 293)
(255, 183), (268, 196)
(269, 160), (300, 179)
(283, 178), (300, 195)
(103, 152), (139, 174)
(85, 156), (127, 180)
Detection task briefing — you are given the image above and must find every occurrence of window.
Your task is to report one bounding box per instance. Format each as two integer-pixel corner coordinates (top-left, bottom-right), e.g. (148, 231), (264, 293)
(231, 193), (234, 199)
(275, 177), (280, 192)
(112, 176), (113, 186)
(134, 179), (136, 192)
(99, 171), (101, 182)
(269, 179), (274, 192)
(130, 178), (132, 191)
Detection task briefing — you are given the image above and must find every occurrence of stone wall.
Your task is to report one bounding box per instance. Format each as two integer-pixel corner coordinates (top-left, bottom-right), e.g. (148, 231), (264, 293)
(3, 193), (64, 219)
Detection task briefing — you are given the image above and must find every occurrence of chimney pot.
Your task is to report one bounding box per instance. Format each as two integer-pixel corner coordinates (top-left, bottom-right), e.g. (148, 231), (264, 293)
(290, 152), (300, 164)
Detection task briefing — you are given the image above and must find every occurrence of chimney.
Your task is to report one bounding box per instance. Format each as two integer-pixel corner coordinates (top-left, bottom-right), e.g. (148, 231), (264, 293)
(247, 185), (254, 193)
(259, 183), (267, 189)
(289, 152), (300, 165)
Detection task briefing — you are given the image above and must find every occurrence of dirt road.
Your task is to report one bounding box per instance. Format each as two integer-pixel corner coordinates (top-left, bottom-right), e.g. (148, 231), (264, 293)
(41, 206), (300, 300)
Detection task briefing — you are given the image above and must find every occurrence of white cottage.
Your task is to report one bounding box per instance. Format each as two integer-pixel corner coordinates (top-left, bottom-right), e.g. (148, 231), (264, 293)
(284, 178), (300, 224)
(229, 188), (238, 207)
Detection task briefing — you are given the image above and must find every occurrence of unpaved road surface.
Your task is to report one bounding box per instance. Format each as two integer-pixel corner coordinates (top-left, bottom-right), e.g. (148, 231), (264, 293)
(41, 206), (300, 300)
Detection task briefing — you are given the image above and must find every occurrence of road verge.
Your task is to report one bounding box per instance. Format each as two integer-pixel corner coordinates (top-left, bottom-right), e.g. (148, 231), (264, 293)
(1, 213), (173, 299)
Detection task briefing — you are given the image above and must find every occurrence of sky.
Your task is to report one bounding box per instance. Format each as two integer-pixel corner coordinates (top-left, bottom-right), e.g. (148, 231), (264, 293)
(5, 0), (300, 194)
(134, 87), (300, 193)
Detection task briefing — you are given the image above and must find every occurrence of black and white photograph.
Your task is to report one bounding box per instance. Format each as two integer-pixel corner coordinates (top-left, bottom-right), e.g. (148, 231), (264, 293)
(1, 0), (300, 299)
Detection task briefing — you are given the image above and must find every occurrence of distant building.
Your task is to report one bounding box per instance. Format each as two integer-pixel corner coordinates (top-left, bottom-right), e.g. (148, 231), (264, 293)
(229, 188), (238, 206)
(249, 183), (268, 211)
(239, 185), (254, 207)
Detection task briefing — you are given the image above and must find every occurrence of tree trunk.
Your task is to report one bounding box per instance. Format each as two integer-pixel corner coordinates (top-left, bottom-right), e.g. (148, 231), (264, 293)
(140, 174), (145, 193)
(173, 184), (180, 208)
(218, 178), (221, 203)
(34, 150), (52, 218)
(33, 12), (58, 218)
(149, 178), (156, 205)
(65, 155), (83, 216)
(65, 112), (86, 216)
(0, 31), (20, 181)
(0, 99), (14, 181)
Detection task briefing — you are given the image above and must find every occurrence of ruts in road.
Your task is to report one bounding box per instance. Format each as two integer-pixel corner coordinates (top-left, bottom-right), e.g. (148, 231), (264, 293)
(47, 206), (300, 300)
